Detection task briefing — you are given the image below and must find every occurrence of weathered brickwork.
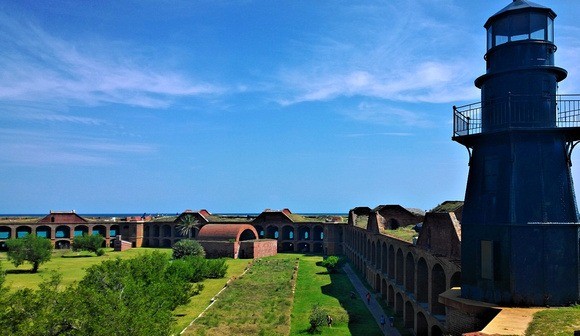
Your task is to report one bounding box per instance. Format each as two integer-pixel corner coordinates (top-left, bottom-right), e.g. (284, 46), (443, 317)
(344, 209), (462, 336)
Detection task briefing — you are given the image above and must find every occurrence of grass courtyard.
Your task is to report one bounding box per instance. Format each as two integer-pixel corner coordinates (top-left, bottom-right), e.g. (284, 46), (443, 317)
(0, 249), (384, 336)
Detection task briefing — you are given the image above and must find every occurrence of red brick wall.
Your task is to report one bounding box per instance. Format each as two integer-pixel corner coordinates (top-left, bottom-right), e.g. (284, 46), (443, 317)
(250, 240), (277, 258)
(199, 241), (236, 258)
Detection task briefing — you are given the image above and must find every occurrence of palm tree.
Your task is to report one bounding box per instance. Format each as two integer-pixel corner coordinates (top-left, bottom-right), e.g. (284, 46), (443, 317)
(177, 214), (200, 238)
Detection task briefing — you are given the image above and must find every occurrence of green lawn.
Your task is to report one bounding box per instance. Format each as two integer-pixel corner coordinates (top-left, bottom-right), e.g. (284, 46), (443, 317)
(183, 256), (297, 335)
(526, 305), (580, 336)
(172, 258), (251, 334)
(290, 255), (383, 335)
(0, 247), (172, 290)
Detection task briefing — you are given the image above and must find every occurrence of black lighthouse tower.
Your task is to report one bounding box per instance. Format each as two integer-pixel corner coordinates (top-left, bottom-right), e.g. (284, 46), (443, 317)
(453, 0), (580, 305)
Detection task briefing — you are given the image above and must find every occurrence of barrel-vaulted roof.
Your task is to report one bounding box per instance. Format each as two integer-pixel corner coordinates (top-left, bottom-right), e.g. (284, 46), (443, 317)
(197, 224), (258, 242)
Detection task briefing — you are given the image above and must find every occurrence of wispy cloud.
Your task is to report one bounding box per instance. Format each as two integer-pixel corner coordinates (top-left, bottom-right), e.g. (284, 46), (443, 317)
(275, 1), (481, 107)
(0, 128), (157, 166)
(0, 13), (224, 109)
(343, 101), (434, 128)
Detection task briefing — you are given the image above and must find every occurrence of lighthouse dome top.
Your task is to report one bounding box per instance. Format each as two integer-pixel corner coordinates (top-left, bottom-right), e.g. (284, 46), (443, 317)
(484, 0), (556, 51)
(485, 0), (555, 28)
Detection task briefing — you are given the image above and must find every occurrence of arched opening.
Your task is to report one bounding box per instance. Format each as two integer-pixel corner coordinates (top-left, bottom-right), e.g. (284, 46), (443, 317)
(151, 238), (159, 247)
(282, 242), (294, 252)
(16, 226), (31, 238)
(405, 252), (415, 293)
(366, 238), (371, 260)
(161, 239), (171, 247)
(395, 292), (404, 316)
(387, 218), (400, 230)
(381, 242), (388, 274)
(144, 225), (150, 238)
(298, 242), (310, 253)
(254, 225), (265, 238)
(298, 227), (310, 240)
(376, 241), (381, 269)
(0, 226), (10, 240)
(313, 242), (323, 253)
(371, 241), (376, 266)
(110, 225), (119, 237)
(55, 240), (71, 249)
(450, 271), (461, 288)
(152, 225), (160, 237)
(417, 258), (428, 304)
(404, 300), (415, 329)
(55, 225), (70, 239)
(36, 225), (51, 239)
(266, 226), (279, 239)
(388, 285), (395, 307)
(396, 249), (404, 285)
(74, 225), (88, 237)
(432, 264), (447, 316)
(432, 325), (444, 336)
(416, 312), (428, 335)
(162, 225), (172, 238)
(388, 245), (395, 279)
(381, 278), (388, 298)
(375, 274), (381, 292)
(93, 225), (106, 238)
(239, 229), (257, 241)
(282, 226), (294, 240)
(313, 226), (323, 241)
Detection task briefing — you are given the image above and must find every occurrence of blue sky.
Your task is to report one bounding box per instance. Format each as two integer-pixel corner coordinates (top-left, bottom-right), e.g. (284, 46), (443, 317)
(2, 0), (580, 214)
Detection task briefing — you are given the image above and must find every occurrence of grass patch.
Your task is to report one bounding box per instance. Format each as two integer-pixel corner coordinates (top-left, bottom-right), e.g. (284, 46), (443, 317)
(0, 247), (172, 290)
(171, 258), (250, 334)
(183, 256), (296, 335)
(290, 255), (382, 335)
(526, 305), (580, 336)
(382, 226), (417, 243)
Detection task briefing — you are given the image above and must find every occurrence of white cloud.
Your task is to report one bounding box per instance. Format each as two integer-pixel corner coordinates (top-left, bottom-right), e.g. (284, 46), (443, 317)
(0, 13), (224, 109)
(275, 1), (482, 107)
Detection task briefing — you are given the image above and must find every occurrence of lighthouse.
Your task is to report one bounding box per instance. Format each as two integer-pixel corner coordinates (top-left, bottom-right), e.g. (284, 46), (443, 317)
(453, 0), (580, 305)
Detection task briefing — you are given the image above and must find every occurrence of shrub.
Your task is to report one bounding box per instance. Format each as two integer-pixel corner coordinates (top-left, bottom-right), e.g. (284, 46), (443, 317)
(308, 303), (328, 332)
(72, 234), (105, 255)
(203, 258), (228, 279)
(320, 256), (341, 273)
(172, 240), (205, 259)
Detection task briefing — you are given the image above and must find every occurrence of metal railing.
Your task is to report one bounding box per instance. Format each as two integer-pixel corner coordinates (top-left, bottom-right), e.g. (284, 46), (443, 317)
(453, 94), (580, 137)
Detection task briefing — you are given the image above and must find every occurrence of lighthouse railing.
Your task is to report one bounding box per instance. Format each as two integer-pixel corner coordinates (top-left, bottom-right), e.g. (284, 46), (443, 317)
(453, 94), (580, 136)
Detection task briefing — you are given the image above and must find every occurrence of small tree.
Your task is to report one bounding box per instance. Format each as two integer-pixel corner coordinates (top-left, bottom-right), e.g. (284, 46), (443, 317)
(321, 256), (341, 273)
(308, 303), (328, 333)
(72, 234), (105, 255)
(6, 234), (53, 273)
(172, 239), (205, 259)
(177, 214), (199, 238)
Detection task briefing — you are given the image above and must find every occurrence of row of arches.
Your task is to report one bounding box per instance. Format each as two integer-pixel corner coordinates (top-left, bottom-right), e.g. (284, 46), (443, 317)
(143, 224), (199, 239)
(0, 225), (118, 240)
(254, 225), (324, 241)
(344, 226), (460, 335)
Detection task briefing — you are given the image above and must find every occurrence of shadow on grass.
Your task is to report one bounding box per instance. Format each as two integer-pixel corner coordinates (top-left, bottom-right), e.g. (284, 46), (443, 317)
(320, 266), (382, 335)
(61, 255), (94, 258)
(6, 269), (35, 274)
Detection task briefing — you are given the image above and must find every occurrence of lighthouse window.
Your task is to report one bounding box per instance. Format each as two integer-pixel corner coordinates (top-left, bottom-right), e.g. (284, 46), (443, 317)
(493, 18), (509, 47)
(510, 13), (529, 42)
(547, 17), (554, 42)
(530, 13), (547, 41)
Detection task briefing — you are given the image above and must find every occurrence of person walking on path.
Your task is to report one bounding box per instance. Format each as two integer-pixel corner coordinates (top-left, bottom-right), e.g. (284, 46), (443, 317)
(380, 315), (386, 331)
(326, 314), (333, 328)
(342, 263), (401, 336)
